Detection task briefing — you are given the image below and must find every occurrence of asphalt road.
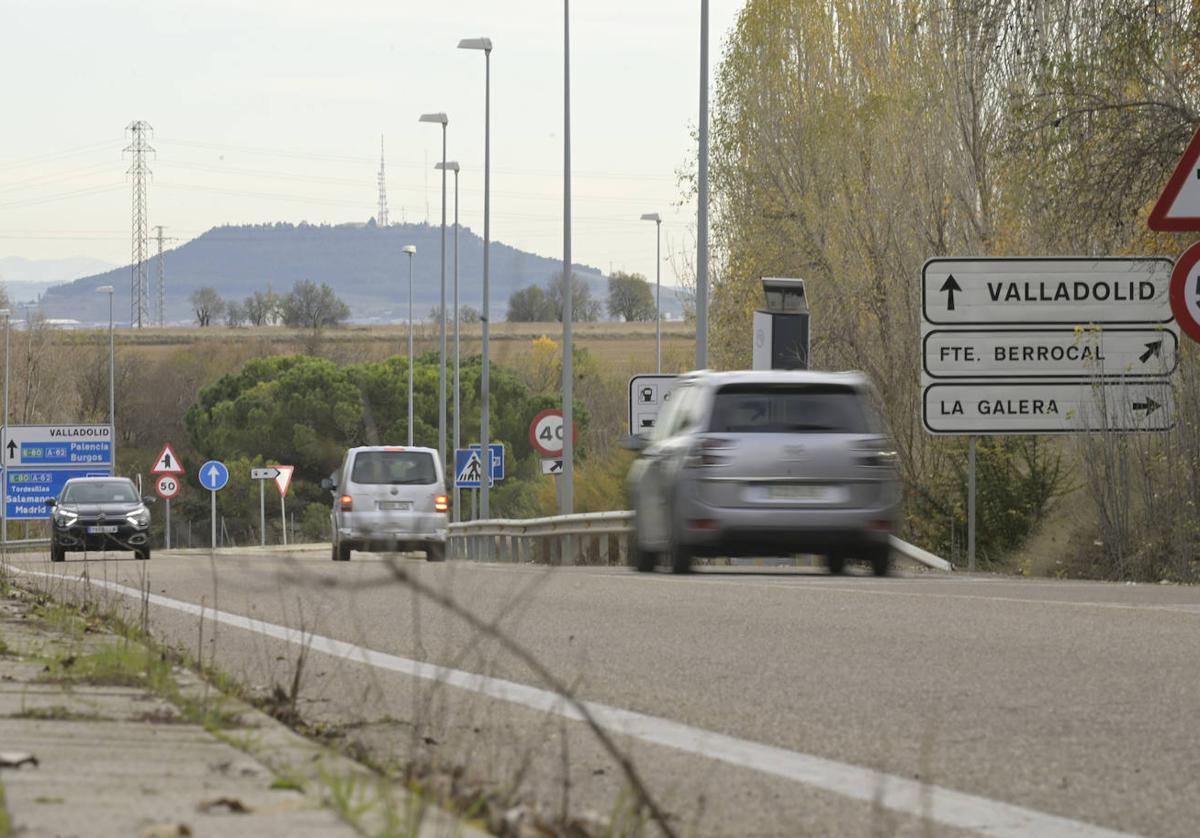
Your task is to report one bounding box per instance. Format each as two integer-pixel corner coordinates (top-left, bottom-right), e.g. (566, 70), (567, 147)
(9, 547), (1200, 837)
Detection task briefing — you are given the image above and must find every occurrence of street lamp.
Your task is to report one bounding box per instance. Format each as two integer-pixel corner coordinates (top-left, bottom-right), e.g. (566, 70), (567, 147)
(640, 213), (663, 373)
(697, 0), (710, 368)
(560, 2), (574, 517)
(0, 308), (8, 549)
(401, 246), (416, 446)
(419, 112), (449, 472)
(458, 35), (493, 524)
(95, 286), (115, 456)
(435, 160), (461, 521)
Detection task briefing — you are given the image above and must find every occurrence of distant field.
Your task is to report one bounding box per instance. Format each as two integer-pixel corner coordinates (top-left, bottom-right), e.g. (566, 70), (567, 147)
(54, 320), (699, 378)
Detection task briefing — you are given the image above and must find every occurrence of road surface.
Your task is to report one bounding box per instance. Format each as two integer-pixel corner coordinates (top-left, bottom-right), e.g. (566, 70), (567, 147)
(8, 547), (1199, 837)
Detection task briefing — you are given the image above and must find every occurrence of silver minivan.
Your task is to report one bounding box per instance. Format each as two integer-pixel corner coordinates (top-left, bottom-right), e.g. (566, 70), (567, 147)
(322, 446), (449, 562)
(626, 370), (901, 575)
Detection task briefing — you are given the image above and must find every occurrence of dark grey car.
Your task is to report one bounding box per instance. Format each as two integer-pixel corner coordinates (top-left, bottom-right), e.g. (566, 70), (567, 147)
(626, 370), (901, 575)
(48, 477), (153, 562)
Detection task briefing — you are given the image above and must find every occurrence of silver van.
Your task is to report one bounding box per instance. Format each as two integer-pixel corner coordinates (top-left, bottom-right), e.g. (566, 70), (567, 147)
(626, 370), (901, 575)
(322, 446), (449, 562)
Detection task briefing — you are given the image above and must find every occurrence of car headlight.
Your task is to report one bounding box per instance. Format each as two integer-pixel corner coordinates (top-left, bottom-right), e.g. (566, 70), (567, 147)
(126, 508), (150, 528)
(53, 509), (78, 527)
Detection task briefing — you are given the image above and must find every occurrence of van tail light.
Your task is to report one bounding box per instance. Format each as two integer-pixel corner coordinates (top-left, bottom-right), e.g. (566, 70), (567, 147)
(434, 494), (449, 513)
(340, 494), (353, 511)
(686, 436), (734, 467)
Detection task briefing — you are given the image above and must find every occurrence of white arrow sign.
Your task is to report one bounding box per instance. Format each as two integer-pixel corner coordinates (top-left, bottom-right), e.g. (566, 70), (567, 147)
(923, 328), (1178, 380)
(251, 467), (281, 480)
(540, 458), (564, 475)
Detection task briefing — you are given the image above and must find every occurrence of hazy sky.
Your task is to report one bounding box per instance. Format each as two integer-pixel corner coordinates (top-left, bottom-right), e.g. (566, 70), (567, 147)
(0, 0), (746, 288)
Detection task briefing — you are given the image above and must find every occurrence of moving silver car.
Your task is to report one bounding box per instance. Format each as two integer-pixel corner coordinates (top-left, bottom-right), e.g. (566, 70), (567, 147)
(626, 370), (901, 575)
(322, 446), (449, 562)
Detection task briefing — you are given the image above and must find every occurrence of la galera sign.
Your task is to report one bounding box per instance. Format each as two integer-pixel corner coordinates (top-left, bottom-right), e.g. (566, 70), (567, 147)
(921, 258), (1177, 435)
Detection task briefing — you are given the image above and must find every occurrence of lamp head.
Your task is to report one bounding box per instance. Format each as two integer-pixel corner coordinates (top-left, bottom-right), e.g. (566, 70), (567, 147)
(96, 285), (114, 295)
(457, 37), (492, 52)
(419, 112), (448, 126)
(435, 161), (460, 173)
(640, 213), (662, 223)
(402, 245), (416, 255)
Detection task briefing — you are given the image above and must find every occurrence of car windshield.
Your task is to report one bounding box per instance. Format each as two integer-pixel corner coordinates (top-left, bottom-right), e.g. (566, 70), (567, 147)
(61, 481), (139, 504)
(708, 383), (876, 434)
(351, 451), (437, 485)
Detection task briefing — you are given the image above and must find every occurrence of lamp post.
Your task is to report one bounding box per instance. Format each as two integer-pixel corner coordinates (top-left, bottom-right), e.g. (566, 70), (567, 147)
(419, 112), (449, 472)
(0, 308), (8, 549)
(96, 286), (115, 464)
(401, 246), (416, 446)
(697, 0), (710, 368)
(561, 1), (574, 517)
(436, 160), (461, 522)
(640, 212), (662, 373)
(458, 36), (493, 525)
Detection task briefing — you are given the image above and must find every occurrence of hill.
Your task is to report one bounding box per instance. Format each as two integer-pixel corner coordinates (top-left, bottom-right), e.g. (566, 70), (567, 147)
(36, 222), (684, 326)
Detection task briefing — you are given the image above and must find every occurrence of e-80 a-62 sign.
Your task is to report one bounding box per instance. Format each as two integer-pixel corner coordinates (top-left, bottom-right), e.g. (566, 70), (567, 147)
(921, 258), (1178, 435)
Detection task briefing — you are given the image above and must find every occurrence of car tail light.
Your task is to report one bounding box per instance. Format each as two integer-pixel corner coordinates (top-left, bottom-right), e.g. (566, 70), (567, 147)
(867, 519), (893, 532)
(434, 494), (449, 513)
(687, 436), (734, 467)
(340, 494), (353, 511)
(856, 443), (898, 468)
(687, 518), (719, 530)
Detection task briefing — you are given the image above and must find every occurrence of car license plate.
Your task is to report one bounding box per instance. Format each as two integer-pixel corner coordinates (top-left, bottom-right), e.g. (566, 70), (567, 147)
(87, 525), (118, 534)
(766, 484), (834, 502)
(377, 501), (411, 511)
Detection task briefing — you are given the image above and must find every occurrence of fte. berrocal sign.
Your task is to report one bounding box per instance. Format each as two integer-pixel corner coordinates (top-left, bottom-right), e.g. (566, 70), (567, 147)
(923, 328), (1178, 380)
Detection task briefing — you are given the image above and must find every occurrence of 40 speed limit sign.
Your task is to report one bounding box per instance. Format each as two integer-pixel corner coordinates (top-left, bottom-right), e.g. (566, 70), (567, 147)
(155, 474), (181, 500)
(528, 409), (578, 457)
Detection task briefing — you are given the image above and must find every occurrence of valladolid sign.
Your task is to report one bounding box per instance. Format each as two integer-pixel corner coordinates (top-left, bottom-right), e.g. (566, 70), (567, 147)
(921, 258), (1177, 435)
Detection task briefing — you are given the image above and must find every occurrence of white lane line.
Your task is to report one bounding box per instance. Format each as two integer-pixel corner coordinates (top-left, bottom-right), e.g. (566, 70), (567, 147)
(17, 566), (1138, 838)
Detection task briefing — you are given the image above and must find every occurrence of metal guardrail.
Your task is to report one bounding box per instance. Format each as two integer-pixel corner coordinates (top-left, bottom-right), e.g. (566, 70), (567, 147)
(448, 511), (951, 571)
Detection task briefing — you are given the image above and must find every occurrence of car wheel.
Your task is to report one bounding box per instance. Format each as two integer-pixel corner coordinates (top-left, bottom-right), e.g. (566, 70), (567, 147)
(827, 552), (847, 575)
(425, 543), (446, 562)
(50, 544), (65, 563)
(869, 545), (892, 577)
(135, 548), (151, 561)
(334, 540), (352, 562)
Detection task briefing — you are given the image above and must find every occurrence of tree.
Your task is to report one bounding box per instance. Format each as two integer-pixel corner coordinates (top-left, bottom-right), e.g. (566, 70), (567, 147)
(190, 287), (224, 327)
(546, 271), (602, 322)
(459, 305), (481, 323)
(225, 300), (246, 328)
(244, 290), (281, 326)
(607, 271), (656, 321)
(506, 285), (556, 322)
(280, 280), (350, 330)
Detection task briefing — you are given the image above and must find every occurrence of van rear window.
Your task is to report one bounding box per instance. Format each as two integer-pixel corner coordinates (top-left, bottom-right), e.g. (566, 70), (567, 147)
(708, 384), (875, 434)
(351, 451), (437, 485)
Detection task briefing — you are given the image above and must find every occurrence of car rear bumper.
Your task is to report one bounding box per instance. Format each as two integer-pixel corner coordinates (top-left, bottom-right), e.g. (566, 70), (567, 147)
(337, 511), (447, 546)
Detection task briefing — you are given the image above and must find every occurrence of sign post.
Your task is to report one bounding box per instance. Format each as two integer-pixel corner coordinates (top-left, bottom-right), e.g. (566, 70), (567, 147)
(275, 466), (294, 547)
(151, 444), (185, 551)
(921, 257), (1178, 570)
(200, 460), (230, 550)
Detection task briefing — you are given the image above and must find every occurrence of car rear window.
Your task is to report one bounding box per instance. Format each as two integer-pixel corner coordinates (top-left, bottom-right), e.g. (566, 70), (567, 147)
(708, 384), (876, 434)
(62, 481), (139, 503)
(351, 451), (437, 485)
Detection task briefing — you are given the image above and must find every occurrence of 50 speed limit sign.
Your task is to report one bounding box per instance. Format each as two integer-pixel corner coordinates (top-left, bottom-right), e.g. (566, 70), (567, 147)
(155, 474), (181, 500)
(528, 409), (578, 457)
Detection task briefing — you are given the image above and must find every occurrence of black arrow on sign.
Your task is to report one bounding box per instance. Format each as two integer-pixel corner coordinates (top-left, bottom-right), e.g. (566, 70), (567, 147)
(1139, 340), (1163, 364)
(6, 440), (16, 460)
(1132, 398), (1161, 415)
(939, 274), (962, 311)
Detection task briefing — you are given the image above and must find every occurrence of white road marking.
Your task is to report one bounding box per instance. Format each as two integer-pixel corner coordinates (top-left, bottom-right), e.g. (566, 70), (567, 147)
(15, 565), (1138, 838)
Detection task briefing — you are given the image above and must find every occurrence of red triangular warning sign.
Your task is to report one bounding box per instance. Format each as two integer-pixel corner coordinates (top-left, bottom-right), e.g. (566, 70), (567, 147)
(1149, 124), (1200, 232)
(273, 465), (295, 497)
(151, 443), (185, 475)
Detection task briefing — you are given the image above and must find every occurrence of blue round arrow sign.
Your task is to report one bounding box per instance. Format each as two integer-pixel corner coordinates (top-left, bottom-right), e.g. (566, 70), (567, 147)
(199, 460), (230, 492)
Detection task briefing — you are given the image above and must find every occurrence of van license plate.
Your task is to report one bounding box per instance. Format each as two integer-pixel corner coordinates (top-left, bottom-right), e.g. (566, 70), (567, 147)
(87, 525), (118, 534)
(377, 501), (411, 511)
(767, 485), (832, 502)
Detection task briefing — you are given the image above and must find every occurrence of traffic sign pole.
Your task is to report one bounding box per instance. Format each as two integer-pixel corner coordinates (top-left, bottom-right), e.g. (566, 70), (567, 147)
(211, 490), (217, 552)
(260, 479), (266, 547)
(968, 437), (976, 574)
(165, 499), (171, 550)
(281, 494), (287, 546)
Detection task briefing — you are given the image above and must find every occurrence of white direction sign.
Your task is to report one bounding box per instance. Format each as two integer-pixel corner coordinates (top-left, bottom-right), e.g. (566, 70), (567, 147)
(540, 458), (564, 475)
(924, 382), (1174, 434)
(923, 328), (1178, 380)
(628, 374), (679, 435)
(922, 258), (1173, 326)
(2, 424), (113, 467)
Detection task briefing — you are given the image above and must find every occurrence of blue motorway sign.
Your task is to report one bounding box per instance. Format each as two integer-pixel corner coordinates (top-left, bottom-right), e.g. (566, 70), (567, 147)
(468, 443), (505, 481)
(199, 460), (230, 492)
(3, 425), (113, 468)
(5, 468), (112, 520)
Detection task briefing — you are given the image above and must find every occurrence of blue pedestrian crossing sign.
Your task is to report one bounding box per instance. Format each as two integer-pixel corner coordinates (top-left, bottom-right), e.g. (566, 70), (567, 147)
(199, 460), (230, 492)
(454, 448), (493, 488)
(468, 443), (504, 481)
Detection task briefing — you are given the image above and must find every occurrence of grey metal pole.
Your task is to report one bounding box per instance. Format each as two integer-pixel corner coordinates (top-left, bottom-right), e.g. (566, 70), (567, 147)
(407, 250), (414, 447)
(259, 479), (265, 547)
(561, 0), (573, 517)
(210, 490), (216, 551)
(481, 46), (492, 524)
(452, 167), (461, 523)
(968, 436), (976, 573)
(165, 498), (171, 550)
(696, 0), (710, 369)
(655, 217), (662, 373)
(438, 122), (448, 471)
(2, 312), (8, 548)
(281, 494), (288, 546)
